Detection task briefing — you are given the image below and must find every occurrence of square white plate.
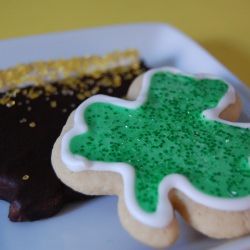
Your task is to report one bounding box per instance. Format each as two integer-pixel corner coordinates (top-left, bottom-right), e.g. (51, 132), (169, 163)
(0, 23), (250, 250)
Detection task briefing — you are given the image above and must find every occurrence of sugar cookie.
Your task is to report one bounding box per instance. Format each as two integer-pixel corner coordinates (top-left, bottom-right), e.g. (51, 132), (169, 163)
(52, 67), (250, 248)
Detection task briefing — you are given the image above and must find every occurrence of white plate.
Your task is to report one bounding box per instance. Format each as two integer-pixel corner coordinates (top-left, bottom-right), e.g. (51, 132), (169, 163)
(0, 23), (250, 250)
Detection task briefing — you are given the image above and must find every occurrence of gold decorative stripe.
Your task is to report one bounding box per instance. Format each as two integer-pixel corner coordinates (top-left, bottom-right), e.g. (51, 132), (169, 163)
(0, 49), (139, 91)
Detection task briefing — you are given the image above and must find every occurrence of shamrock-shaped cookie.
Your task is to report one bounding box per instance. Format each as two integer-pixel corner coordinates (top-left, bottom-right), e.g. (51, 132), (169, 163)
(52, 67), (250, 248)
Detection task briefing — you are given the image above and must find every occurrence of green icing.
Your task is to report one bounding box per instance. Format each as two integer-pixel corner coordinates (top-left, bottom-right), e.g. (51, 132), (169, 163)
(69, 72), (250, 213)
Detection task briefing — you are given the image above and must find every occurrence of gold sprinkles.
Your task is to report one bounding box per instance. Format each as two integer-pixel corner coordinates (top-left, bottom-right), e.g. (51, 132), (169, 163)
(50, 100), (57, 108)
(6, 100), (15, 108)
(0, 50), (140, 108)
(19, 118), (27, 123)
(22, 174), (30, 180)
(0, 50), (139, 91)
(29, 122), (36, 128)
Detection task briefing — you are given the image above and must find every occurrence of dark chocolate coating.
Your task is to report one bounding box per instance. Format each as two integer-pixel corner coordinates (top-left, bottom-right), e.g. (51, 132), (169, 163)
(0, 63), (148, 221)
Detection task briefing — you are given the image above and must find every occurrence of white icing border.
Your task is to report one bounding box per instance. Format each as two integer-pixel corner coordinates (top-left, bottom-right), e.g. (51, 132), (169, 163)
(61, 67), (250, 228)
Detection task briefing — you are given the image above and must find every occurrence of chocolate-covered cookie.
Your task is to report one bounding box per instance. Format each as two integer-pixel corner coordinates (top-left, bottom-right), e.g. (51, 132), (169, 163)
(0, 50), (148, 221)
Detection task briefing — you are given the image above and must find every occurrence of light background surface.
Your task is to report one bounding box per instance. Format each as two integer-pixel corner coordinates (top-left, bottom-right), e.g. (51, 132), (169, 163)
(0, 0), (249, 87)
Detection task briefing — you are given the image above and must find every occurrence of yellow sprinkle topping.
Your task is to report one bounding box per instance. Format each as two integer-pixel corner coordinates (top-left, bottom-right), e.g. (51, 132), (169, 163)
(0, 50), (139, 91)
(0, 50), (141, 109)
